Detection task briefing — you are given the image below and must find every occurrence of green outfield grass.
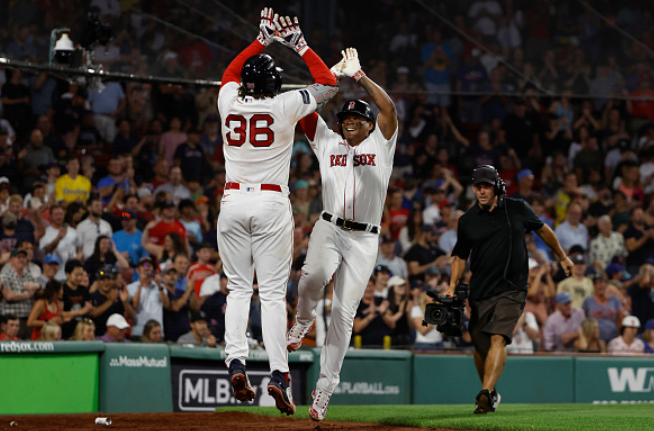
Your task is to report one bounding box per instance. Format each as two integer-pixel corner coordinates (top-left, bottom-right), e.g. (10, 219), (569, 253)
(217, 403), (654, 431)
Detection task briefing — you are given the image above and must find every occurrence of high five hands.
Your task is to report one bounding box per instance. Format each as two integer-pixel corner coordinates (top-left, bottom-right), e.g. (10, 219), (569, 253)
(256, 8), (309, 56)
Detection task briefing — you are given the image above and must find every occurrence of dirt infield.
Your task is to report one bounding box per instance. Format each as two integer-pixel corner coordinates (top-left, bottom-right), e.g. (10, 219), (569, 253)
(0, 411), (437, 430)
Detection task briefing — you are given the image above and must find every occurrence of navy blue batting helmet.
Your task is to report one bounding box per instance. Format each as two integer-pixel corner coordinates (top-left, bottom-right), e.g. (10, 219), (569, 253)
(337, 100), (376, 134)
(241, 54), (282, 95)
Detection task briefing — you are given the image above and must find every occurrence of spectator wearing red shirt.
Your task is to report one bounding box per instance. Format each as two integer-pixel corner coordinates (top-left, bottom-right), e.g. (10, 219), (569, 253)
(187, 243), (216, 297)
(385, 189), (410, 240)
(630, 73), (654, 130)
(0, 314), (20, 341)
(144, 200), (187, 246)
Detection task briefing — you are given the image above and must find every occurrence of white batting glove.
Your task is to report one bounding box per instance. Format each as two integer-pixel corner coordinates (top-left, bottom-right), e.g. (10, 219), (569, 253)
(330, 56), (345, 80)
(341, 48), (366, 82)
(256, 7), (277, 47)
(274, 15), (309, 56)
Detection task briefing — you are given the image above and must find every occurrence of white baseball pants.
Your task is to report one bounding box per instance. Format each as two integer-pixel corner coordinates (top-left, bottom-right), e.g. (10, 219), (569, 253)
(296, 217), (379, 394)
(218, 187), (292, 373)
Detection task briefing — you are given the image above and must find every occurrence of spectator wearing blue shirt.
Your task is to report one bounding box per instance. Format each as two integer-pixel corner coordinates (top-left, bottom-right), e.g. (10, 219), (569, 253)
(582, 274), (624, 343)
(199, 115), (221, 158)
(456, 51), (488, 123)
(98, 156), (132, 206)
(29, 73), (57, 117)
(87, 81), (125, 143)
(554, 202), (589, 252)
(162, 255), (199, 342)
(173, 128), (205, 182)
(113, 119), (142, 155)
(421, 28), (453, 106)
(5, 25), (37, 60)
(112, 209), (146, 270)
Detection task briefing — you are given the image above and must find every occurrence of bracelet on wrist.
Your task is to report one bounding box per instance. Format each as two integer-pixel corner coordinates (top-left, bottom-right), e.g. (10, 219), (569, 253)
(353, 70), (366, 82)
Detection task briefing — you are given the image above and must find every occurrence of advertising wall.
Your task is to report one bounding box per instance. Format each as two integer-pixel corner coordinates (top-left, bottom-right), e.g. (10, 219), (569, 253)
(412, 354), (575, 404)
(99, 344), (172, 413)
(3, 340), (654, 415)
(170, 347), (315, 412)
(310, 349), (413, 405)
(575, 356), (654, 403)
(0, 341), (102, 414)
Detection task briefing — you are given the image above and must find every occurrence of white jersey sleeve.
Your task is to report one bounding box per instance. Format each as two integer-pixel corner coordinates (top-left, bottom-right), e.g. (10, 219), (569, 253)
(276, 89), (318, 125)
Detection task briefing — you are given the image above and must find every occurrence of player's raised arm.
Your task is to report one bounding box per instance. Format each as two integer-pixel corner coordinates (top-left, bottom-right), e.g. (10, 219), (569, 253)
(274, 15), (338, 106)
(339, 48), (397, 140)
(220, 8), (276, 87)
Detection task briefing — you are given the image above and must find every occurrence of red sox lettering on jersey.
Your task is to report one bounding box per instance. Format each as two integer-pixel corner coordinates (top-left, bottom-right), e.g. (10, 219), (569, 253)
(330, 153), (377, 167)
(299, 112), (397, 225)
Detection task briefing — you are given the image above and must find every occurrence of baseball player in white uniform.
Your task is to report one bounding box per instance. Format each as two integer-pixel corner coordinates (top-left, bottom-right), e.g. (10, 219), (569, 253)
(287, 48), (398, 421)
(217, 8), (337, 415)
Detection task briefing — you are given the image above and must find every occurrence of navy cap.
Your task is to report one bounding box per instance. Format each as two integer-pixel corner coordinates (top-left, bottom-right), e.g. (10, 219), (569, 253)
(121, 209), (137, 220)
(374, 265), (390, 275)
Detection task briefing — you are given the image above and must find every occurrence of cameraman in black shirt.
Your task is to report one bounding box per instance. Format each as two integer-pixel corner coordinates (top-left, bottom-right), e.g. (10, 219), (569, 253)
(445, 165), (573, 414)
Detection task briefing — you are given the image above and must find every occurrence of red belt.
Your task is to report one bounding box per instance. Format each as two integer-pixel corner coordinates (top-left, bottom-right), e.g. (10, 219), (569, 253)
(225, 182), (283, 192)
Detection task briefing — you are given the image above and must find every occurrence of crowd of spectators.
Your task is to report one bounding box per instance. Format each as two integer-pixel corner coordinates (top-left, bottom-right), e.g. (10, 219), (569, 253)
(0, 1), (653, 355)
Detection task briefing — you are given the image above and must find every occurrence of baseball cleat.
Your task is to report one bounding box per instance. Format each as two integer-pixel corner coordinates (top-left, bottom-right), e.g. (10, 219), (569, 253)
(490, 389), (501, 412)
(474, 389), (492, 414)
(228, 360), (255, 402)
(268, 371), (296, 415)
(287, 321), (313, 352)
(309, 387), (332, 421)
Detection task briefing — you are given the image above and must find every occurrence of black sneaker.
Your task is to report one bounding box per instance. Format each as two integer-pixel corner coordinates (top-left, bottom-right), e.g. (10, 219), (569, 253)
(228, 359), (255, 402)
(267, 371), (296, 416)
(490, 389), (501, 412)
(474, 389), (492, 414)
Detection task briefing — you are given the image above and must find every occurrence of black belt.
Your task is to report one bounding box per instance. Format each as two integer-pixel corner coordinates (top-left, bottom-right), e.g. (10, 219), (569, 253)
(322, 212), (379, 234)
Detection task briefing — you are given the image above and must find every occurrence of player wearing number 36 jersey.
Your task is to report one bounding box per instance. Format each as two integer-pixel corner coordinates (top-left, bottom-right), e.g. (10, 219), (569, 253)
(288, 48), (398, 421)
(216, 8), (337, 416)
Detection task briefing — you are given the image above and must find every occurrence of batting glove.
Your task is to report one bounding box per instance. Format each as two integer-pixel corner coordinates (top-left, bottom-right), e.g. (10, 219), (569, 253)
(330, 56), (346, 80)
(274, 15), (309, 56)
(341, 48), (366, 82)
(256, 7), (277, 47)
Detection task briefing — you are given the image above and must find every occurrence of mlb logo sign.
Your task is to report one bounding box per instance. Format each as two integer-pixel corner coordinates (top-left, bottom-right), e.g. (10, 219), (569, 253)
(246, 187), (254, 192)
(348, 101), (356, 110)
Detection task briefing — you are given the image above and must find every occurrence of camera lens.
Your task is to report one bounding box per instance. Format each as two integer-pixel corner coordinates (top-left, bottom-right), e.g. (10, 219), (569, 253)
(427, 305), (448, 325)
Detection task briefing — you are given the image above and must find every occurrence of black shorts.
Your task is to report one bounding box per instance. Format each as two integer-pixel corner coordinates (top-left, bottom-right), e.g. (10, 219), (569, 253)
(469, 290), (526, 355)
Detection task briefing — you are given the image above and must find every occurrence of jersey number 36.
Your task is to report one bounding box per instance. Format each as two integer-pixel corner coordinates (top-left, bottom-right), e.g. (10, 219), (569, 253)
(225, 114), (275, 147)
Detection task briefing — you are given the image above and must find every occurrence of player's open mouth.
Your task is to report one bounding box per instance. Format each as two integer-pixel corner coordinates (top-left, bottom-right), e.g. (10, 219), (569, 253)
(345, 128), (355, 132)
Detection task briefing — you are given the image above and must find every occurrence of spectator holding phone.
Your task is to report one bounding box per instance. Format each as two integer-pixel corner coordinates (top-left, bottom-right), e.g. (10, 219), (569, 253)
(90, 264), (135, 336)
